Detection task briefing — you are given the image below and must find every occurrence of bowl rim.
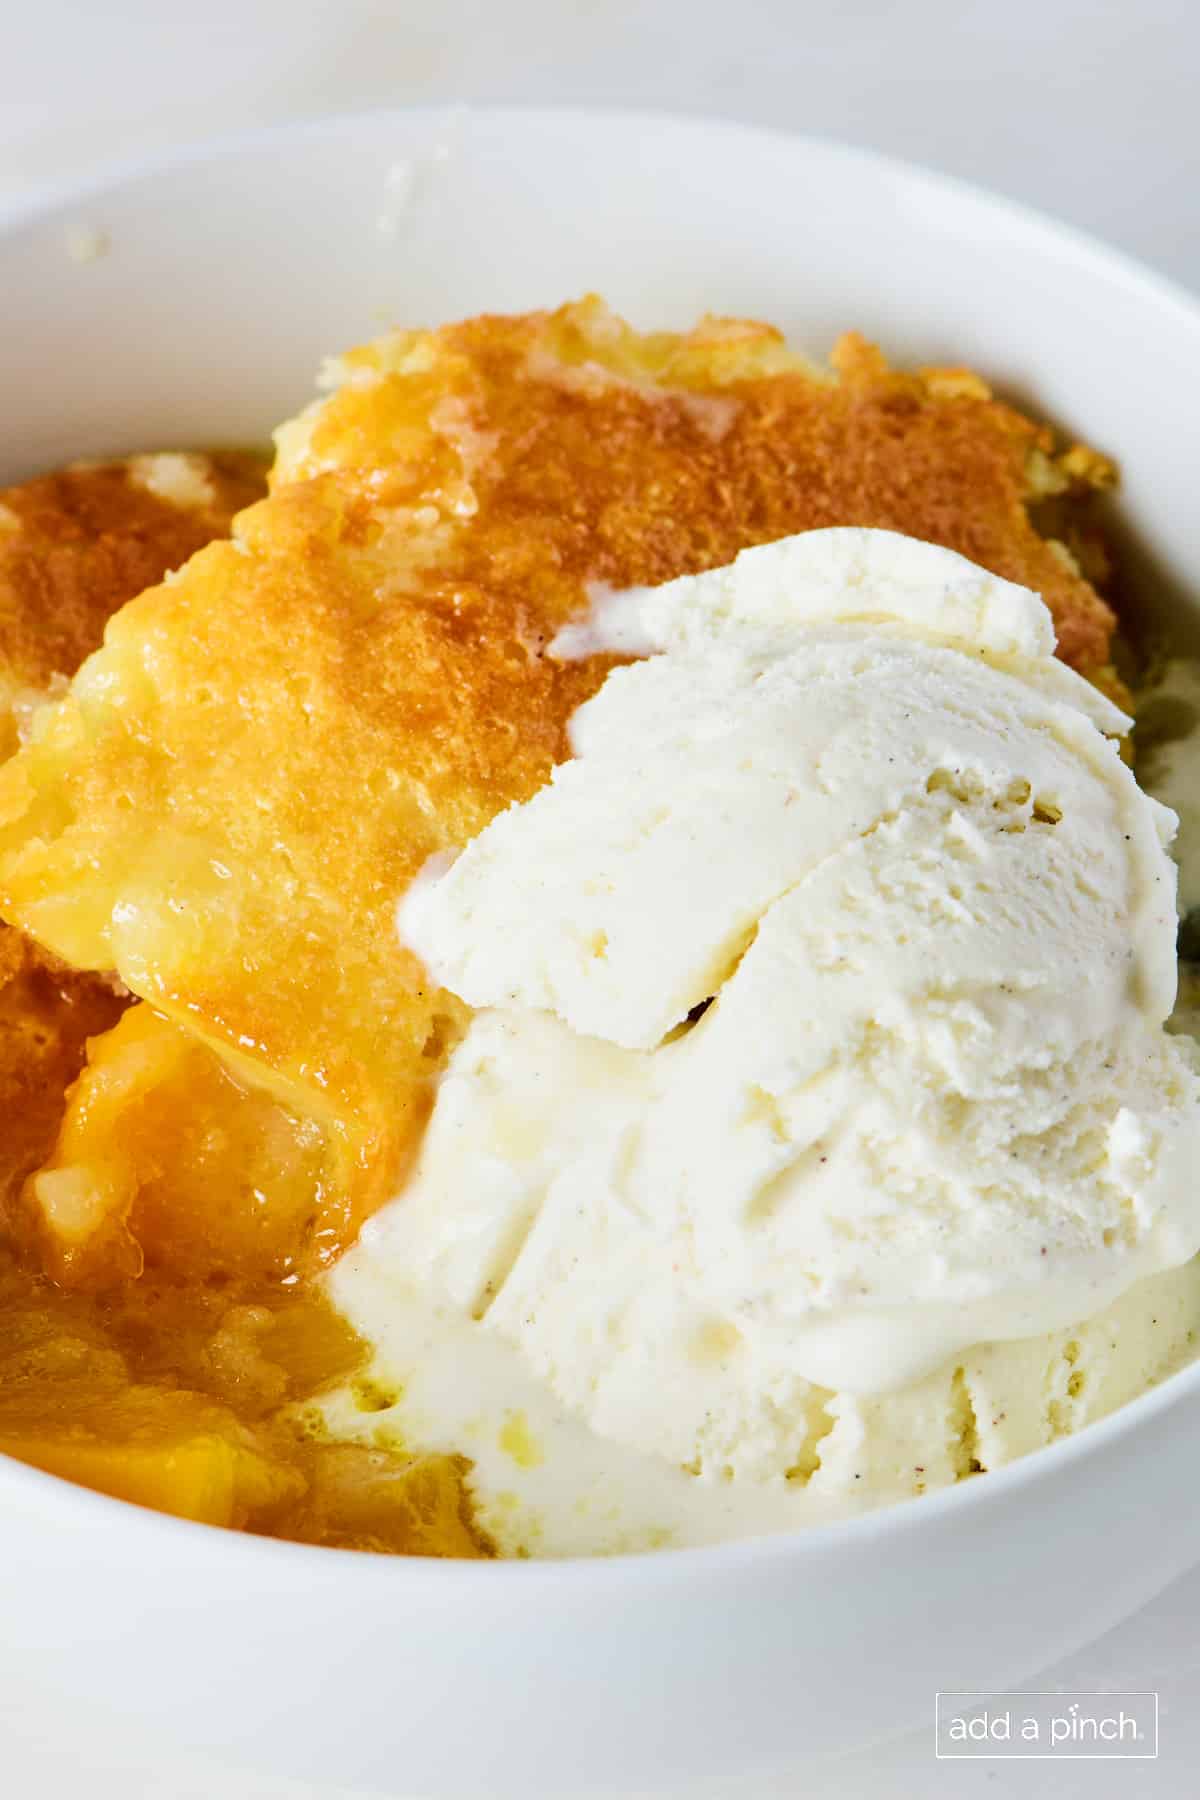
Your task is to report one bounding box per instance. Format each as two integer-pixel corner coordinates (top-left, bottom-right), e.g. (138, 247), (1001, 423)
(3, 1339), (1198, 1587)
(4, 100), (1200, 1584)
(6, 100), (1200, 328)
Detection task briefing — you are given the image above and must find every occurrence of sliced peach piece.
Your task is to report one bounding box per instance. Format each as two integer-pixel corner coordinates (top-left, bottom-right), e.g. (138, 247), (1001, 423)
(0, 1417), (300, 1527)
(273, 1444), (489, 1557)
(23, 1002), (366, 1289)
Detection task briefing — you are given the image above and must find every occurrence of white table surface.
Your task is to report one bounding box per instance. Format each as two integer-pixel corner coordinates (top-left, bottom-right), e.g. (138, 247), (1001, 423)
(2, 1), (1199, 1794)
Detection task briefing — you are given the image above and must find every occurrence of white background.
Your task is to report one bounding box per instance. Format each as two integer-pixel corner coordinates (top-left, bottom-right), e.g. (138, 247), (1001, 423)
(2, 1), (1199, 1795)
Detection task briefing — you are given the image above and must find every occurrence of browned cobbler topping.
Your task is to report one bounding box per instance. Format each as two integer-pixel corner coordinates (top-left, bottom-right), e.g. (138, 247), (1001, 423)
(0, 451), (490, 1553)
(0, 301), (1124, 1552)
(0, 452), (270, 1210)
(0, 453), (267, 755)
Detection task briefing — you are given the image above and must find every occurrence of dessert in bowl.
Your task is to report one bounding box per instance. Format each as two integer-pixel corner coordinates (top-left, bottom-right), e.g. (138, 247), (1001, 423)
(3, 110), (1200, 1796)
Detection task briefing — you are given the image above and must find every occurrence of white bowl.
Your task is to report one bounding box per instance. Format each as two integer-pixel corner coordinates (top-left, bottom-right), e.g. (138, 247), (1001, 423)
(3, 108), (1200, 1799)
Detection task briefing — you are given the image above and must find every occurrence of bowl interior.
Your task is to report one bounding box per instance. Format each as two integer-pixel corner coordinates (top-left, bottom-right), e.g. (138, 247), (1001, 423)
(5, 98), (1200, 1538)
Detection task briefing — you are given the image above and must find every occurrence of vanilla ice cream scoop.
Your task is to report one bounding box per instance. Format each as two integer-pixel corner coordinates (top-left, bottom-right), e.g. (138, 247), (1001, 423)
(375, 529), (1200, 1485)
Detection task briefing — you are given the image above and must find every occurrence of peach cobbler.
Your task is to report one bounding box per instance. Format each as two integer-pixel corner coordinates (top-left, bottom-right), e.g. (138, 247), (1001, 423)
(2, 299), (1198, 1558)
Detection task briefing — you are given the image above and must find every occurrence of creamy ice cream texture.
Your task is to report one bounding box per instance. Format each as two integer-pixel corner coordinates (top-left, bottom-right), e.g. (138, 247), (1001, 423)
(329, 529), (1200, 1549)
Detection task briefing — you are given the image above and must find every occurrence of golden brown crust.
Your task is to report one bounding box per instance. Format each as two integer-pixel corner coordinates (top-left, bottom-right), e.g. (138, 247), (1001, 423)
(288, 312), (1113, 671)
(825, 332), (1115, 670)
(0, 453), (266, 723)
